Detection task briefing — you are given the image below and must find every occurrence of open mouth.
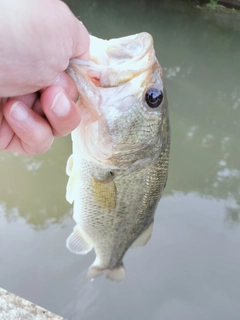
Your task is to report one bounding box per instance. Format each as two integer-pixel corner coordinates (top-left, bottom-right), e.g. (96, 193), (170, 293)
(69, 32), (156, 88)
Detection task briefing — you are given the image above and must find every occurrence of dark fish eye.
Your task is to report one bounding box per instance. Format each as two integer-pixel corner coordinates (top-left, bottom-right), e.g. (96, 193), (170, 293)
(145, 88), (163, 108)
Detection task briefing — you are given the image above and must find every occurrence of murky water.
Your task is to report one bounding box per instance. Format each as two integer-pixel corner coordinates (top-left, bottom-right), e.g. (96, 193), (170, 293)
(1, 1), (240, 319)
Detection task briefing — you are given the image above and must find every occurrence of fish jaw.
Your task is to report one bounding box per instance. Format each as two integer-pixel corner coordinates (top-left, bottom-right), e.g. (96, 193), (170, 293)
(70, 32), (157, 87)
(89, 32), (157, 87)
(67, 32), (166, 169)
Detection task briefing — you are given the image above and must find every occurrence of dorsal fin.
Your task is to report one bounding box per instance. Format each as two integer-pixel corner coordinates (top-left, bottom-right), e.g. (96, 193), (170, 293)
(130, 222), (153, 249)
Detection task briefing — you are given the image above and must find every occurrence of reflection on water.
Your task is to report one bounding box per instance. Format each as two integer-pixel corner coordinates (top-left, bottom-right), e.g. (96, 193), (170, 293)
(0, 137), (72, 229)
(0, 0), (240, 319)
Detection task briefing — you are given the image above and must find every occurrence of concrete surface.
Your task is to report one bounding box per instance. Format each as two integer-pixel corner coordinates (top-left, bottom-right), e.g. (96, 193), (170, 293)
(0, 287), (64, 320)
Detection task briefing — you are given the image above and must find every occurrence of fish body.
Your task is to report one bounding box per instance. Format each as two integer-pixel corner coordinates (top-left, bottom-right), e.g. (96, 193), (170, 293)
(66, 33), (170, 281)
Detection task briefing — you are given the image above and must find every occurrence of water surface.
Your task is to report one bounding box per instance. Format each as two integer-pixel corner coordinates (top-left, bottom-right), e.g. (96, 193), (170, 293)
(1, 1), (240, 319)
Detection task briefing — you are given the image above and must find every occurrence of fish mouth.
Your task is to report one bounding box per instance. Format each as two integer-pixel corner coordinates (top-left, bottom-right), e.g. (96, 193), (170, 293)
(69, 32), (157, 87)
(67, 32), (158, 117)
(90, 32), (157, 87)
(67, 33), (162, 167)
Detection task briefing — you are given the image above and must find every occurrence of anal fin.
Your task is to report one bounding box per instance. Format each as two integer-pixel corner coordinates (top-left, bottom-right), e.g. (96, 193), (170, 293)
(66, 226), (92, 254)
(130, 221), (154, 249)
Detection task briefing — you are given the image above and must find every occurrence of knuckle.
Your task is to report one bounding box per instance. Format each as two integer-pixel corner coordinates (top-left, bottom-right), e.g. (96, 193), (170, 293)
(24, 130), (54, 155)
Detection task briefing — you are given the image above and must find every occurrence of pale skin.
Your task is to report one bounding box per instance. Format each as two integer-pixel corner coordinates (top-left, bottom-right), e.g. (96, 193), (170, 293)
(0, 0), (90, 155)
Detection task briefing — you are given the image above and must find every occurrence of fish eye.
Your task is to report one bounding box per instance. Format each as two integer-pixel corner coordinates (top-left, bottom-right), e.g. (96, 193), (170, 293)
(145, 88), (163, 108)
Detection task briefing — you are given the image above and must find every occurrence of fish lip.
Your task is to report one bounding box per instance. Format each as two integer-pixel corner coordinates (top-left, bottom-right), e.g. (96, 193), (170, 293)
(69, 32), (157, 88)
(68, 32), (158, 119)
(67, 63), (102, 118)
(67, 33), (164, 168)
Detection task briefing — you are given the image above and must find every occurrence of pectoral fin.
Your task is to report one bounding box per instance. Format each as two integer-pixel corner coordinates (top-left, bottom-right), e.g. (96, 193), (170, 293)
(66, 226), (92, 254)
(130, 222), (154, 249)
(92, 177), (116, 210)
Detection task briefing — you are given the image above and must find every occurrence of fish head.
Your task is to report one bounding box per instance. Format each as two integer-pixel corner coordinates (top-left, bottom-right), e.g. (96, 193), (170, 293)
(67, 32), (168, 170)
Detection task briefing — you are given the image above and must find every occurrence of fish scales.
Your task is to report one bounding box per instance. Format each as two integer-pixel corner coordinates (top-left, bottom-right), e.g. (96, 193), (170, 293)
(65, 32), (170, 281)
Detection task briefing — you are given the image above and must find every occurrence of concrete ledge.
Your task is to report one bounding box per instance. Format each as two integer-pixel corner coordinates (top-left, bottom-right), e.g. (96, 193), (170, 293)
(0, 288), (64, 320)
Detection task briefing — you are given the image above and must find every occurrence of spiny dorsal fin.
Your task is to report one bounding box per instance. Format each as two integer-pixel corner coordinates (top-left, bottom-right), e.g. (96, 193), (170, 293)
(66, 226), (92, 255)
(130, 222), (154, 249)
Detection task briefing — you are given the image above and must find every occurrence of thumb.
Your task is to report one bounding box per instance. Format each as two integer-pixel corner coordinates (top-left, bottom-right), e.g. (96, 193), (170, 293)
(72, 19), (90, 60)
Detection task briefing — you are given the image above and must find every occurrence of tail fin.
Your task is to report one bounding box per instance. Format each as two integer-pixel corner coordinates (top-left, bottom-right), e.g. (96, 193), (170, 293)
(85, 266), (104, 281)
(105, 265), (126, 282)
(85, 263), (126, 282)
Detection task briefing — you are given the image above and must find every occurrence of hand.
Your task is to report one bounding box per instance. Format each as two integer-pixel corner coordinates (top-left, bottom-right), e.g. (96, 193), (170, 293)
(0, 0), (90, 155)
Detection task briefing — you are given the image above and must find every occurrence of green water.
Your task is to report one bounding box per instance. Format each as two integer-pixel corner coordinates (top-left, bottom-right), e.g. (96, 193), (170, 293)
(1, 1), (240, 319)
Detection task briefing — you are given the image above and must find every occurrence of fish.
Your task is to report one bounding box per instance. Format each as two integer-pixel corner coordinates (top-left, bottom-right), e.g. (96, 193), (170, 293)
(66, 32), (170, 282)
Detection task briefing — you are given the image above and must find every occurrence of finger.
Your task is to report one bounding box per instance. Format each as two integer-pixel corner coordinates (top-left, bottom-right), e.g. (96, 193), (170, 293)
(50, 71), (79, 101)
(40, 85), (81, 137)
(72, 20), (90, 60)
(9, 93), (45, 117)
(9, 93), (38, 109)
(37, 71), (79, 117)
(32, 98), (45, 117)
(3, 100), (54, 155)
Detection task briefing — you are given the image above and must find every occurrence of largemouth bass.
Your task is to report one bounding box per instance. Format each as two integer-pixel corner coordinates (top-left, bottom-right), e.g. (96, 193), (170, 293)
(66, 32), (170, 281)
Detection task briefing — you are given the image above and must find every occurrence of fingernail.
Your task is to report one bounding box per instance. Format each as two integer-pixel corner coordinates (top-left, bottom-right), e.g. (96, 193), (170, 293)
(9, 102), (28, 121)
(51, 91), (71, 117)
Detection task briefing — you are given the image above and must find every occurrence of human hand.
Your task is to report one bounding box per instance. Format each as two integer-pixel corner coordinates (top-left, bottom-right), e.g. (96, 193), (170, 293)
(0, 0), (90, 155)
